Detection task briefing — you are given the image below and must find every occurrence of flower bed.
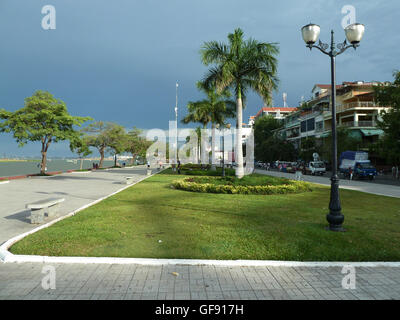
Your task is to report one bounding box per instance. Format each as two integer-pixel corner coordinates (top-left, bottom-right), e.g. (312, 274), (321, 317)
(172, 175), (313, 195)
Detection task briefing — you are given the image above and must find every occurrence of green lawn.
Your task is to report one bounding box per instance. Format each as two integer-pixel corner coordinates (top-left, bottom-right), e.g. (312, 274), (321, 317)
(10, 171), (400, 261)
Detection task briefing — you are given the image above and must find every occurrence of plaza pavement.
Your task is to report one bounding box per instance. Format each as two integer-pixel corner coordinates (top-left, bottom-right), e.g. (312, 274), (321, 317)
(1, 263), (399, 300)
(0, 166), (150, 245)
(255, 169), (400, 198)
(1, 166), (400, 300)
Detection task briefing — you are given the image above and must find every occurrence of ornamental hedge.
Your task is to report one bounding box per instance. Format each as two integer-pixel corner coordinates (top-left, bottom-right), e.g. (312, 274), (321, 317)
(171, 176), (313, 195)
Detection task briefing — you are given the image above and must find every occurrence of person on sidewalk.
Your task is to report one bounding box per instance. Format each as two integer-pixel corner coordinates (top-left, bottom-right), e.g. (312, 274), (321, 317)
(295, 165), (303, 181)
(177, 160), (181, 174)
(349, 166), (353, 180)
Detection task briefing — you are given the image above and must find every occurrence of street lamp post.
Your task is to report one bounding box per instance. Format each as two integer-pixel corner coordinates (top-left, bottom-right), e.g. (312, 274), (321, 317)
(175, 82), (179, 169)
(301, 23), (365, 232)
(222, 127), (225, 177)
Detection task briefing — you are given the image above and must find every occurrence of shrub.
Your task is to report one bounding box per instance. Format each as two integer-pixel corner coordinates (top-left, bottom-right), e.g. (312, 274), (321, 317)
(171, 175), (313, 195)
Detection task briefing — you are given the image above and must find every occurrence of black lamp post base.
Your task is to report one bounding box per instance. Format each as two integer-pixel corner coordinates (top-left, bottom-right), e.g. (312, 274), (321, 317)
(326, 212), (345, 232)
(325, 225), (346, 232)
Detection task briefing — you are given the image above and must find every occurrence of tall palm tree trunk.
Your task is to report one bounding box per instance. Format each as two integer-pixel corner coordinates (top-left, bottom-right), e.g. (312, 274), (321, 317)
(236, 94), (244, 178)
(211, 123), (216, 170)
(201, 124), (208, 168)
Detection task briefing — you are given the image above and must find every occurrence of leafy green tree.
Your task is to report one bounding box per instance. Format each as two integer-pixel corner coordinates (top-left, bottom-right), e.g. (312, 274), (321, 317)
(321, 127), (361, 163)
(299, 136), (320, 162)
(201, 28), (279, 177)
(125, 127), (152, 164)
(254, 115), (283, 160)
(373, 71), (400, 165)
(83, 121), (126, 168)
(0, 90), (91, 174)
(257, 136), (297, 163)
(70, 133), (92, 170)
(107, 124), (128, 167)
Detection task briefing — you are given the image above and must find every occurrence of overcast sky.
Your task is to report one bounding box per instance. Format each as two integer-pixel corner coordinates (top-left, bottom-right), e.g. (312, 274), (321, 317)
(0, 0), (399, 157)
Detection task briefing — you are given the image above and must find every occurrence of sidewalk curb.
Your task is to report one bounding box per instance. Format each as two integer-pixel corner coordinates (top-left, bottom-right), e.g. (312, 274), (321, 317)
(1, 253), (400, 268)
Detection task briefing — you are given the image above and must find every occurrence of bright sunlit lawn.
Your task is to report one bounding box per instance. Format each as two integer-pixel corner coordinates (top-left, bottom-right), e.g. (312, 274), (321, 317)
(10, 170), (400, 261)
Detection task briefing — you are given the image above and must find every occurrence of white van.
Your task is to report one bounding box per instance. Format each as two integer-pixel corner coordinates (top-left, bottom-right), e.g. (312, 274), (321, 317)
(305, 161), (326, 175)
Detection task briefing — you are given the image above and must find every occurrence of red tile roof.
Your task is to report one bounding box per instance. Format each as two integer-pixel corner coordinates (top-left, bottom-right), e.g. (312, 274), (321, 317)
(314, 84), (343, 90)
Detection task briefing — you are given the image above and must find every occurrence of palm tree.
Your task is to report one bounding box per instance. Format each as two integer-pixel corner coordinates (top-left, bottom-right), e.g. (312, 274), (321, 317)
(182, 81), (235, 168)
(197, 82), (235, 170)
(201, 28), (279, 178)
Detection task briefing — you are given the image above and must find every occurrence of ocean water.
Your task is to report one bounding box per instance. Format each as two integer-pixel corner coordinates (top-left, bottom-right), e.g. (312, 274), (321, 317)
(0, 159), (121, 178)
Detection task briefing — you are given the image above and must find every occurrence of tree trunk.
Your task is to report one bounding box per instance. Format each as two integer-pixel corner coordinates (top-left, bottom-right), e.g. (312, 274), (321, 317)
(201, 124), (208, 169)
(211, 123), (216, 170)
(40, 139), (51, 175)
(99, 148), (105, 168)
(197, 132), (201, 164)
(236, 93), (244, 178)
(40, 151), (47, 175)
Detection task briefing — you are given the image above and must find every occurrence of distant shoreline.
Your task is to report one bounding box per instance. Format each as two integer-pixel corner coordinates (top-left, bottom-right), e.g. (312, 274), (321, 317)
(0, 159), (40, 162)
(0, 158), (121, 162)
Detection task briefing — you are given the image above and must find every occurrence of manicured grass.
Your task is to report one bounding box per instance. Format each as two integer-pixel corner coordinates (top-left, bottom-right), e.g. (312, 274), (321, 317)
(10, 171), (400, 261)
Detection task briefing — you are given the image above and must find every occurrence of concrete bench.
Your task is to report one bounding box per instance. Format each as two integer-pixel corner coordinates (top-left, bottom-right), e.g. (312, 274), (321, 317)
(26, 198), (65, 224)
(125, 176), (135, 185)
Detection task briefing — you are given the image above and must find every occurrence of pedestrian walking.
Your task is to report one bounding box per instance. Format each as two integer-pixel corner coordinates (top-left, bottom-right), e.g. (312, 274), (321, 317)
(177, 159), (181, 174)
(349, 166), (353, 180)
(295, 166), (303, 181)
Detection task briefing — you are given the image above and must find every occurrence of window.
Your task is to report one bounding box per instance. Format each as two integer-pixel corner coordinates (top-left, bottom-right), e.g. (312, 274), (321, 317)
(307, 118), (315, 131)
(301, 121), (307, 133)
(316, 121), (323, 132)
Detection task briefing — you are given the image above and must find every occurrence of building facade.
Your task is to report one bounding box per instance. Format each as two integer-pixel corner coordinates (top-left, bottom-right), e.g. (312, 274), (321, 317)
(278, 81), (390, 150)
(254, 107), (298, 121)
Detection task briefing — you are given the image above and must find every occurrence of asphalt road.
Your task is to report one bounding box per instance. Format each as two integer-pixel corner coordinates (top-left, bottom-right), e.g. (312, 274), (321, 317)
(255, 168), (400, 198)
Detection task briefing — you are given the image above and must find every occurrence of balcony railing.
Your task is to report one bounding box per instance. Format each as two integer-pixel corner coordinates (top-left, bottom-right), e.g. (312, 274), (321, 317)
(337, 101), (380, 112)
(339, 121), (376, 128)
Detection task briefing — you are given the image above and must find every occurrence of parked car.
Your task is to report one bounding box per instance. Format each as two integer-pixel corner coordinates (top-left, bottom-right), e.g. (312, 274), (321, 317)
(286, 162), (297, 173)
(277, 161), (296, 173)
(304, 161), (326, 176)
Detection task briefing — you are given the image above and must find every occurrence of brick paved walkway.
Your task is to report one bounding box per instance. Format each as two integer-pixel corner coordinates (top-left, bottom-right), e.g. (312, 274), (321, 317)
(1, 262), (399, 300)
